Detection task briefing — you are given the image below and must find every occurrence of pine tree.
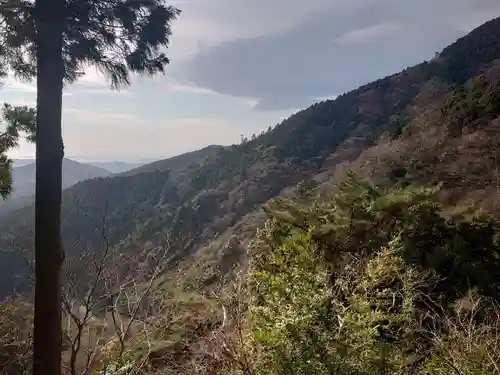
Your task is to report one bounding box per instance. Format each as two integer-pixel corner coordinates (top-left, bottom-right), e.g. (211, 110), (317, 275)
(0, 104), (36, 199)
(0, 1), (180, 374)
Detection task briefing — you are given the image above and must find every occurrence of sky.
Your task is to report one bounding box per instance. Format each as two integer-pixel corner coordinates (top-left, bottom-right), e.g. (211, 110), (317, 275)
(3, 0), (500, 162)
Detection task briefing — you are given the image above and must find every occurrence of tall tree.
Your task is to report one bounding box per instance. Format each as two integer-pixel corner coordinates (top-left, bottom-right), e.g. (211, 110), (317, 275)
(0, 1), (180, 374)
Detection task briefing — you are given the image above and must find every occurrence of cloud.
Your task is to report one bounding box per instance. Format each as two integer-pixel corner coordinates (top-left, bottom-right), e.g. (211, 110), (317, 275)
(333, 22), (403, 45)
(167, 0), (334, 60)
(61, 113), (253, 160)
(1, 68), (130, 97)
(165, 81), (258, 106)
(2, 75), (75, 97)
(167, 83), (219, 95)
(70, 68), (130, 94)
(5, 107), (137, 159)
(3, 77), (36, 93)
(76, 68), (108, 87)
(8, 102), (282, 160)
(63, 108), (136, 125)
(177, 0), (500, 110)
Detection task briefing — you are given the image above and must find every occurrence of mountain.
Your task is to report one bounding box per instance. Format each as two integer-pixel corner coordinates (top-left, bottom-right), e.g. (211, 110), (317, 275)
(12, 159), (144, 174)
(64, 147), (222, 174)
(87, 161), (142, 174)
(120, 144), (224, 176)
(0, 158), (111, 216)
(11, 159), (35, 168)
(4, 16), (500, 375)
(2, 17), (500, 299)
(13, 158), (110, 190)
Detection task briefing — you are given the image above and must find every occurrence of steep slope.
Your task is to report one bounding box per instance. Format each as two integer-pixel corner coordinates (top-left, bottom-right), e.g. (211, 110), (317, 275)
(2, 17), (500, 298)
(0, 158), (111, 216)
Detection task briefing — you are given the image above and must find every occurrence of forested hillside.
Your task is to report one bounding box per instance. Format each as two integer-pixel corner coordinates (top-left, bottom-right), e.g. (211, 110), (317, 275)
(3, 17), (500, 374)
(2, 17), (500, 298)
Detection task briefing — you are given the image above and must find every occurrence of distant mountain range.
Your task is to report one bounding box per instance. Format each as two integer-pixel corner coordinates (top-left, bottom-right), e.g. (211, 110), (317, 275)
(11, 159), (34, 168)
(12, 159), (142, 174)
(87, 161), (143, 174)
(1, 150), (214, 217)
(0, 158), (111, 216)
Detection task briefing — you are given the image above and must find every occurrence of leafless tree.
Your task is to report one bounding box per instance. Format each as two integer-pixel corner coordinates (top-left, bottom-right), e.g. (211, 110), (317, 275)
(209, 269), (255, 375)
(17, 193), (182, 375)
(60, 196), (174, 375)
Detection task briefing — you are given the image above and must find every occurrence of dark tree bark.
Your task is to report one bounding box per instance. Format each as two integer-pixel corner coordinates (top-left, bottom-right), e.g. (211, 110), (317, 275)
(33, 0), (66, 374)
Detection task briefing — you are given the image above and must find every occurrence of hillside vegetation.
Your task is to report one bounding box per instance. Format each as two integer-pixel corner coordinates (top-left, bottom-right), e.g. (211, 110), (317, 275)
(234, 176), (500, 375)
(2, 16), (500, 375)
(2, 16), (500, 295)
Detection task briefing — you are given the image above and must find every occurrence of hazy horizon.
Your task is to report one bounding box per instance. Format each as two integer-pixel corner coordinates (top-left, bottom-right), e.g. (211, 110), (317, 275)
(11, 156), (158, 164)
(10, 156), (167, 169)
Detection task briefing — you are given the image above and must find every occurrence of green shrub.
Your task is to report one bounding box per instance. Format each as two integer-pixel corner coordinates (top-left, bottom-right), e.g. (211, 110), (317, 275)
(239, 174), (500, 375)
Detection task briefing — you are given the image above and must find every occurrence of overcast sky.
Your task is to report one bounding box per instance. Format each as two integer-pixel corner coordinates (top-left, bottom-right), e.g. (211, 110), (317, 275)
(3, 0), (500, 162)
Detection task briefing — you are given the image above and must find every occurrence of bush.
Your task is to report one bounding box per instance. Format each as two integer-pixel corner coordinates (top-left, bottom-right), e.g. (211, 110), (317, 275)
(230, 174), (500, 375)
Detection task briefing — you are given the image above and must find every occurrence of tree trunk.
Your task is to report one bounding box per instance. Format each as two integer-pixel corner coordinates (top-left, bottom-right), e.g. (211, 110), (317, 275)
(33, 0), (65, 374)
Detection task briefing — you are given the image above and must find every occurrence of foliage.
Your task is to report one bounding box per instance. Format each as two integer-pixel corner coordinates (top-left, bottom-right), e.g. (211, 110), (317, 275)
(0, 298), (33, 375)
(434, 16), (500, 85)
(0, 1), (182, 372)
(239, 175), (500, 375)
(0, 0), (181, 87)
(441, 76), (500, 137)
(2, 14), (500, 308)
(0, 103), (36, 199)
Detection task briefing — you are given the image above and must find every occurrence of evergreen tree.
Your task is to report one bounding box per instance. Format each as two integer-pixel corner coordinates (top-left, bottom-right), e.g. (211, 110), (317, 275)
(0, 1), (180, 374)
(0, 104), (36, 199)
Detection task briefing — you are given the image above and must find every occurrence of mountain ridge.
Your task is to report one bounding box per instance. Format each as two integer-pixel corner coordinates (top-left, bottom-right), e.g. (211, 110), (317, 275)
(2, 17), (500, 298)
(0, 158), (111, 217)
(119, 144), (224, 176)
(86, 161), (141, 174)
